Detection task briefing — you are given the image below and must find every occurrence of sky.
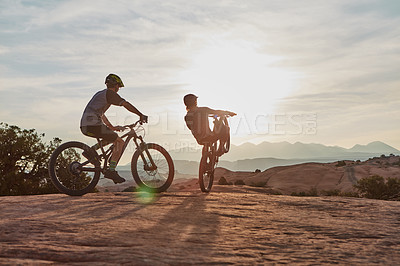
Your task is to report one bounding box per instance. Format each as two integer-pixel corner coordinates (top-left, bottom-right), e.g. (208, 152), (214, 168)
(1, 0), (400, 160)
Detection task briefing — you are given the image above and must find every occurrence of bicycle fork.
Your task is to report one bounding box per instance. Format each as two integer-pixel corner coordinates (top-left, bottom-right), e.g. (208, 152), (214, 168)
(136, 140), (158, 171)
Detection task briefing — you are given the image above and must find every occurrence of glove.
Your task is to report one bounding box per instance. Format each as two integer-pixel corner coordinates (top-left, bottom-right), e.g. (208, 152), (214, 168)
(140, 114), (148, 123)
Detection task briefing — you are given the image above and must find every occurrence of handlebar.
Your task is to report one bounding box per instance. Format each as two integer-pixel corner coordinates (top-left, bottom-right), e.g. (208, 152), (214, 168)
(123, 119), (145, 130)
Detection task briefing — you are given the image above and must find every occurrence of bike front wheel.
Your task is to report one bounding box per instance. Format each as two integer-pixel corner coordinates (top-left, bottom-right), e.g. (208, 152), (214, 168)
(131, 143), (174, 193)
(199, 152), (215, 193)
(48, 141), (101, 196)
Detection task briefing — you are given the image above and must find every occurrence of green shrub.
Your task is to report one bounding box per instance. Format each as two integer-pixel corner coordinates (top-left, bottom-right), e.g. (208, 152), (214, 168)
(218, 176), (229, 185)
(122, 186), (136, 192)
(234, 179), (245, 186)
(250, 181), (267, 187)
(291, 187), (318, 197)
(0, 123), (61, 196)
(308, 187), (318, 196)
(320, 189), (359, 198)
(354, 175), (400, 200)
(321, 189), (341, 196)
(335, 160), (346, 167)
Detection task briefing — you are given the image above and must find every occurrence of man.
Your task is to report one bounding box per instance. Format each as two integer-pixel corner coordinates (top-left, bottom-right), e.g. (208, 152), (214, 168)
(80, 74), (148, 184)
(183, 93), (236, 156)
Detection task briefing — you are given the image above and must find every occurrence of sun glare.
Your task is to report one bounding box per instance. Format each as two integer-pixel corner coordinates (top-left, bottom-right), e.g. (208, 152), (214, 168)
(181, 41), (298, 114)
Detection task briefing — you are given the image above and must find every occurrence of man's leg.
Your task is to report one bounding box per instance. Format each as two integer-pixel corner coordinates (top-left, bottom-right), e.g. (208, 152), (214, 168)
(98, 126), (125, 184)
(216, 124), (229, 156)
(109, 137), (124, 171)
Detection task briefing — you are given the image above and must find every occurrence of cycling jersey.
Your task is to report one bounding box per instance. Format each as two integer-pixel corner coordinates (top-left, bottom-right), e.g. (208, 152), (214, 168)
(185, 107), (214, 143)
(80, 89), (126, 127)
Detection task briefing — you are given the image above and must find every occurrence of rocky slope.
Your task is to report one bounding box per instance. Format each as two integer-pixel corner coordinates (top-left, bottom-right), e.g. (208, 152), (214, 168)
(163, 155), (400, 196)
(1, 190), (400, 265)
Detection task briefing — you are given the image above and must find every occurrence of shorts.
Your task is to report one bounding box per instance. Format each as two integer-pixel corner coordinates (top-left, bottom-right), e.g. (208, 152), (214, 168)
(197, 123), (229, 145)
(80, 125), (118, 142)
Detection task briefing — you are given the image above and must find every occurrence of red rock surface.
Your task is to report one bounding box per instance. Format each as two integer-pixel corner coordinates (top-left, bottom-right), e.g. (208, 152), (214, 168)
(212, 156), (400, 194)
(1, 190), (400, 264)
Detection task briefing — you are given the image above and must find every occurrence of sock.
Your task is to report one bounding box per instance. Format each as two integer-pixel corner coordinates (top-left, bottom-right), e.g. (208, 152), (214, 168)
(109, 160), (117, 171)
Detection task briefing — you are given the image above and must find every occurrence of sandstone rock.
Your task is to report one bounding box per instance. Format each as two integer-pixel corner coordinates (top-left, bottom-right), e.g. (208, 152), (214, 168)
(1, 190), (400, 264)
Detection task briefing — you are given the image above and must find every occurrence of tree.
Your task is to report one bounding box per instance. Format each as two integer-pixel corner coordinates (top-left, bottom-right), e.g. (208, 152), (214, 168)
(0, 123), (61, 196)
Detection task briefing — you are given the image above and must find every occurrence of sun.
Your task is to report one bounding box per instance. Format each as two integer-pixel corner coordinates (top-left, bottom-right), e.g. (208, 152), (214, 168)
(180, 40), (298, 114)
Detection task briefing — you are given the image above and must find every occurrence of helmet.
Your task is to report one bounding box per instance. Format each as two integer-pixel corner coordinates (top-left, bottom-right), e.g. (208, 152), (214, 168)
(105, 74), (124, 87)
(183, 93), (198, 107)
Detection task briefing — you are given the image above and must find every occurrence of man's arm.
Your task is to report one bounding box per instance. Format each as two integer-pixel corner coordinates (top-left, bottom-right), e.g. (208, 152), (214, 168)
(207, 107), (236, 117)
(122, 101), (148, 122)
(101, 114), (117, 130)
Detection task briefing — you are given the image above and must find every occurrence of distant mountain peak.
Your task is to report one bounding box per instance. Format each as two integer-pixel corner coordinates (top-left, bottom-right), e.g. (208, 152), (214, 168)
(169, 140), (399, 162)
(349, 141), (399, 153)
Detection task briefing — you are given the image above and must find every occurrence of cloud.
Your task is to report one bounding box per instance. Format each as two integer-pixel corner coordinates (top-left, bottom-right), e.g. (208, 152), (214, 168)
(0, 0), (399, 148)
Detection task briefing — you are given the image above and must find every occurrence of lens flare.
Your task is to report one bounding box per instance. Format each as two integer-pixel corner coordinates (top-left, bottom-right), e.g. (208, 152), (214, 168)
(134, 186), (158, 204)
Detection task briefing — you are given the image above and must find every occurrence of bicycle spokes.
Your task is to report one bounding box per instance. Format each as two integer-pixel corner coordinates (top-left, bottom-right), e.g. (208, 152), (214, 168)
(131, 143), (174, 192)
(138, 150), (168, 185)
(49, 142), (100, 195)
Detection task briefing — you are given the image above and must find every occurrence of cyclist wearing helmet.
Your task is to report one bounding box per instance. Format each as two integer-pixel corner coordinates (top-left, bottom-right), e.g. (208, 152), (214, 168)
(80, 74), (148, 184)
(183, 94), (236, 156)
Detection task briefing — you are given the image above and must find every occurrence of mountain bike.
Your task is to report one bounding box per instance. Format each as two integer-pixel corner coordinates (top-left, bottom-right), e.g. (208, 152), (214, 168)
(48, 120), (174, 196)
(199, 114), (232, 193)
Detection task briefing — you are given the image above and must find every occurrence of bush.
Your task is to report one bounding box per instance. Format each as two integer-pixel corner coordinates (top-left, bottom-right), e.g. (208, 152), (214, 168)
(250, 181), (267, 187)
(255, 169), (261, 173)
(336, 161), (346, 167)
(320, 189), (359, 198)
(0, 123), (61, 196)
(234, 179), (245, 186)
(320, 189), (341, 196)
(291, 187), (319, 197)
(218, 176), (229, 185)
(354, 175), (400, 200)
(122, 186), (136, 192)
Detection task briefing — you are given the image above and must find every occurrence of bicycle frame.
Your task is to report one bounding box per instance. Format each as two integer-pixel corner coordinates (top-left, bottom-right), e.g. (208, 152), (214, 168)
(201, 115), (228, 166)
(88, 121), (157, 173)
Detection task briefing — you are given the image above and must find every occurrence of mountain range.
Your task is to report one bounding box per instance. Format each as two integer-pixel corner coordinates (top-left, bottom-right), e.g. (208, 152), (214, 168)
(169, 141), (399, 161)
(118, 141), (399, 175)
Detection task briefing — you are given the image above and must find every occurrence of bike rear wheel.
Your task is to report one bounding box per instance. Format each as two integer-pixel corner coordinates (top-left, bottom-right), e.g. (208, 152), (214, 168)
(131, 143), (174, 193)
(48, 141), (101, 196)
(199, 151), (215, 193)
